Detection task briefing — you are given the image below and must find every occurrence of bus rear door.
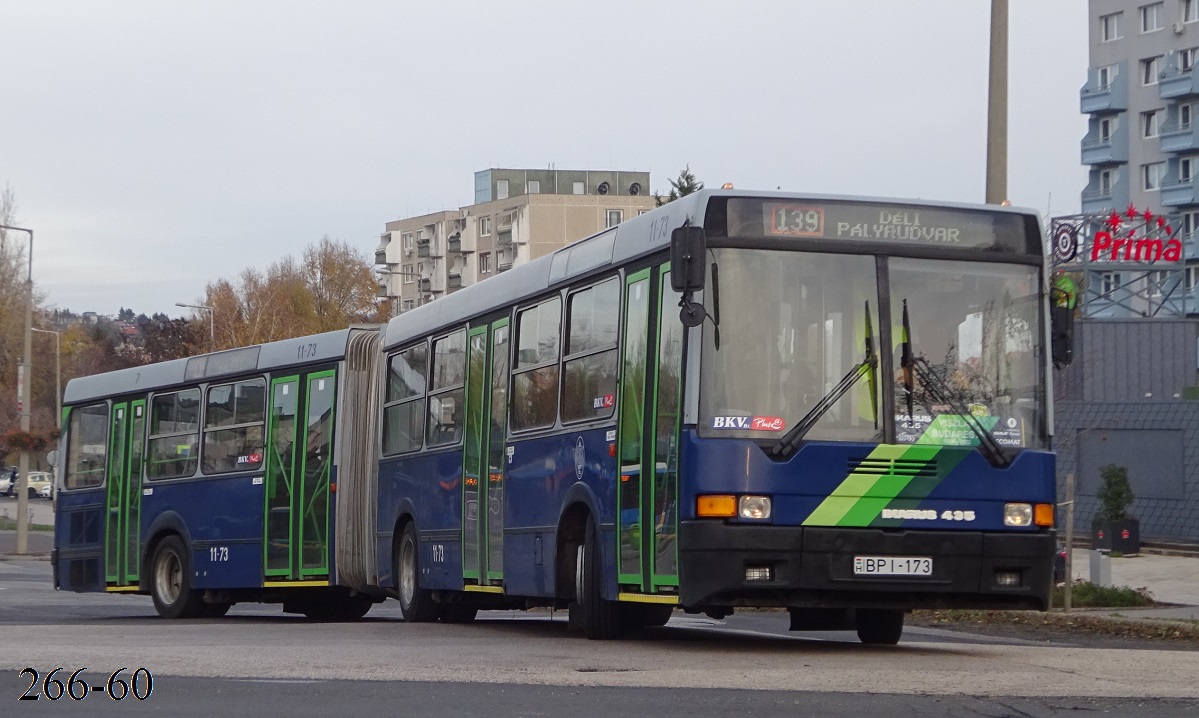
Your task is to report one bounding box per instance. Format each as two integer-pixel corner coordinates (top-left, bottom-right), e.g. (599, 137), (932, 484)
(105, 399), (146, 590)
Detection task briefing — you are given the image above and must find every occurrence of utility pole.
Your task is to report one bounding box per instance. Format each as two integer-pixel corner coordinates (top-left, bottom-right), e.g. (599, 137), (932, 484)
(986, 0), (1009, 204)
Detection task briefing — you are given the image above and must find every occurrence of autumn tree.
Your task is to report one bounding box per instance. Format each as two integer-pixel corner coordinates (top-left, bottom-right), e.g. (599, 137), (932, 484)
(194, 236), (379, 350)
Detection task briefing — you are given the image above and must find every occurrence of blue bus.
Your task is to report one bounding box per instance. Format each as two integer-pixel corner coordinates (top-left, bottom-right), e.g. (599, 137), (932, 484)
(54, 190), (1062, 644)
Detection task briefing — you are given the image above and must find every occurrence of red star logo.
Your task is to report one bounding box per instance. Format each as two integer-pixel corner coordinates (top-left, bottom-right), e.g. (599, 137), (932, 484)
(1158, 216), (1168, 229)
(1106, 212), (1123, 229)
(1126, 204), (1139, 219)
(1143, 209), (1155, 224)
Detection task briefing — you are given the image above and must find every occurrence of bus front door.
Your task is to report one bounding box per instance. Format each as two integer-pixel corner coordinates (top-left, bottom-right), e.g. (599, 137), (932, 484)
(462, 318), (509, 588)
(617, 264), (683, 594)
(104, 399), (145, 589)
(263, 372), (335, 584)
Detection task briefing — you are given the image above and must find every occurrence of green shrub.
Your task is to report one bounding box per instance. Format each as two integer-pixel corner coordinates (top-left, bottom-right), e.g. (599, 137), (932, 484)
(1096, 464), (1134, 522)
(1053, 580), (1154, 608)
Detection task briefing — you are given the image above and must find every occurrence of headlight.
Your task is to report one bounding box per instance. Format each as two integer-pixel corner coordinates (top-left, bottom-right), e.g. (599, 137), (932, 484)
(738, 495), (772, 520)
(1004, 503), (1033, 527)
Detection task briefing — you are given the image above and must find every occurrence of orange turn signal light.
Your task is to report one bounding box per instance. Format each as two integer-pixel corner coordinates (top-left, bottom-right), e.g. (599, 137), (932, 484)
(697, 495), (737, 518)
(1034, 503), (1054, 527)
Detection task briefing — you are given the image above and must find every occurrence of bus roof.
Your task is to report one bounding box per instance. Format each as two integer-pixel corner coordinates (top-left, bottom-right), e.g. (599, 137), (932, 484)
(63, 326), (379, 405)
(382, 189), (1040, 350)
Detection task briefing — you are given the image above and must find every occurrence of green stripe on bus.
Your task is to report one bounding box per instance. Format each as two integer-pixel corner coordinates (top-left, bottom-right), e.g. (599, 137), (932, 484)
(801, 444), (910, 526)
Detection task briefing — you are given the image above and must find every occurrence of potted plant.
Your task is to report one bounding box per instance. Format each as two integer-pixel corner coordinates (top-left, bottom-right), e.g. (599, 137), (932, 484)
(1092, 463), (1139, 554)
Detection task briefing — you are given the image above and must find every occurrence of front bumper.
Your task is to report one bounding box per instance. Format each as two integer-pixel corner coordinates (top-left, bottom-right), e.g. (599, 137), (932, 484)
(678, 522), (1054, 611)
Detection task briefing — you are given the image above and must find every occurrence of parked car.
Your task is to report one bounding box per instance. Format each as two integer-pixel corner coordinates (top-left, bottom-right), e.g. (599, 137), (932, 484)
(24, 472), (53, 500)
(0, 472), (12, 497)
(1054, 542), (1068, 584)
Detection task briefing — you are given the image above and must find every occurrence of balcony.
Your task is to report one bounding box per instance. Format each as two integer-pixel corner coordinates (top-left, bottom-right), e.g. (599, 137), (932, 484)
(1080, 64), (1127, 114)
(497, 230), (513, 248)
(447, 234), (461, 254)
(448, 272), (462, 290)
(417, 238), (431, 258)
(420, 278), (431, 291)
(1081, 130), (1127, 165)
(1081, 174), (1130, 215)
(497, 262), (513, 273)
(1161, 119), (1199, 153)
(1160, 63), (1199, 100)
(1162, 177), (1199, 206)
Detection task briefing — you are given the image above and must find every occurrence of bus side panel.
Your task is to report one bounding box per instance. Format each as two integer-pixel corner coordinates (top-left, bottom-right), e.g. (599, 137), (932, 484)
(376, 448), (464, 591)
(504, 426), (616, 599)
(141, 475), (264, 589)
(54, 488), (106, 592)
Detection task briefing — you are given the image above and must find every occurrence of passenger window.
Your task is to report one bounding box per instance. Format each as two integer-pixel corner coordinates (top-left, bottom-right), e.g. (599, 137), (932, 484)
(511, 297), (562, 431)
(562, 279), (619, 423)
(202, 378), (266, 473)
(427, 330), (467, 447)
(65, 403), (109, 489)
(146, 389), (201, 480)
(384, 343), (428, 454)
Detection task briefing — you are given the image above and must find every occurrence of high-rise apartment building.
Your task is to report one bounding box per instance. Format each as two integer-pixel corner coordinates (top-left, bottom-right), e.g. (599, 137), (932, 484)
(376, 169), (653, 313)
(1080, 0), (1199, 316)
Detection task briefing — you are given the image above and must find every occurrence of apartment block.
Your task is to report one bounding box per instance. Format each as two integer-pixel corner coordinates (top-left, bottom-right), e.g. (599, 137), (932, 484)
(376, 169), (654, 313)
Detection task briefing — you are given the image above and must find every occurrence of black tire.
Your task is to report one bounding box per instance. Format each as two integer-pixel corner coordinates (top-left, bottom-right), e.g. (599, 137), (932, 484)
(396, 523), (439, 622)
(440, 604), (478, 623)
(856, 609), (904, 645)
(622, 603), (673, 629)
(203, 602), (232, 618)
(150, 536), (206, 619)
(577, 515), (622, 639)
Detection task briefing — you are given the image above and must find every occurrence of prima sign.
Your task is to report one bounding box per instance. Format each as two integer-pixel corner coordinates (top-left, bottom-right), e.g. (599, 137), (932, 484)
(1090, 231), (1182, 263)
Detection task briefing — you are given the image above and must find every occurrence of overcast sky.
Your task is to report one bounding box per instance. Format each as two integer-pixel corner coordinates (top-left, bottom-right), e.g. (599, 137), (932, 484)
(0, 1), (1089, 317)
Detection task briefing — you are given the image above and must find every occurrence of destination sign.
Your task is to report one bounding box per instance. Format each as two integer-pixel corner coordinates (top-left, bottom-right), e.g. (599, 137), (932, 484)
(721, 198), (1035, 254)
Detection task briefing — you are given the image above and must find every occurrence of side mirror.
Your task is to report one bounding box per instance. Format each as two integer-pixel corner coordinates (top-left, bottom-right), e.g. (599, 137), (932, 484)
(1051, 304), (1074, 368)
(670, 226), (706, 293)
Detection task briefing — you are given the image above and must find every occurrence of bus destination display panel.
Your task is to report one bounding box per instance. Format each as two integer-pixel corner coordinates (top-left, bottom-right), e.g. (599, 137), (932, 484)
(722, 198), (1034, 254)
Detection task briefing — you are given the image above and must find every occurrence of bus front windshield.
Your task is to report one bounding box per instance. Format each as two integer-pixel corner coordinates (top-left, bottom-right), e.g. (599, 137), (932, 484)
(698, 249), (1047, 450)
(699, 249), (882, 443)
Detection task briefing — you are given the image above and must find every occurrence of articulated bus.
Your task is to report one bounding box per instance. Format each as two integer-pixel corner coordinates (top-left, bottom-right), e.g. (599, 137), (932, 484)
(54, 190), (1062, 644)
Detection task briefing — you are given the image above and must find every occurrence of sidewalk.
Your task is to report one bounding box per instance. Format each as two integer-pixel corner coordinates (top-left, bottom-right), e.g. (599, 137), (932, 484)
(1070, 550), (1199, 606)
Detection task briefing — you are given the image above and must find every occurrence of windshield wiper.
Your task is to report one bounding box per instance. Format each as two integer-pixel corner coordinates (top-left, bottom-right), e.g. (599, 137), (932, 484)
(900, 299), (1011, 468)
(771, 301), (877, 460)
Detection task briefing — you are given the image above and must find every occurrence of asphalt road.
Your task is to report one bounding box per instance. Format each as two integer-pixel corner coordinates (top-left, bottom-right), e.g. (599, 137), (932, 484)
(2, 557), (1197, 717)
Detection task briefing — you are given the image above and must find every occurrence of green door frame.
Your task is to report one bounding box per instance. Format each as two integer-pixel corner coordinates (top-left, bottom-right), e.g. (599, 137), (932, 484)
(650, 263), (681, 589)
(298, 370), (336, 579)
(485, 317), (509, 583)
(263, 375), (300, 579)
(462, 324), (490, 583)
(123, 400), (146, 584)
(104, 401), (129, 585)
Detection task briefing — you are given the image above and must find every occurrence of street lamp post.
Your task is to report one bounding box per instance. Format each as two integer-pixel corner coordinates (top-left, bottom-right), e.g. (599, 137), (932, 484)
(30, 328), (61, 422)
(175, 302), (215, 352)
(1, 223), (33, 555)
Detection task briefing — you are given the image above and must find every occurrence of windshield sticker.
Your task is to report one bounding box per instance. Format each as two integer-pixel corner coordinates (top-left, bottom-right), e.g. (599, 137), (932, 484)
(237, 453), (263, 466)
(592, 394), (615, 410)
(712, 416), (787, 432)
(896, 413), (1024, 447)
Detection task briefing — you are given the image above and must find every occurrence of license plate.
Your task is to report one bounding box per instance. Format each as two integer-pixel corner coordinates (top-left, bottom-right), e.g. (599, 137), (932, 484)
(853, 556), (933, 576)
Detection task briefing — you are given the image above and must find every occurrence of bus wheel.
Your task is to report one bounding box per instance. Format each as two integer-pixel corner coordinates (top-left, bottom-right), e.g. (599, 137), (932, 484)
(440, 604), (478, 623)
(396, 523), (438, 622)
(855, 609), (904, 645)
(150, 536), (206, 619)
(576, 515), (622, 639)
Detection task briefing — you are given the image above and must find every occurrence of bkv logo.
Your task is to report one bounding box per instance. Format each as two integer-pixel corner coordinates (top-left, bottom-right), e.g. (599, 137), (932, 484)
(711, 416), (786, 432)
